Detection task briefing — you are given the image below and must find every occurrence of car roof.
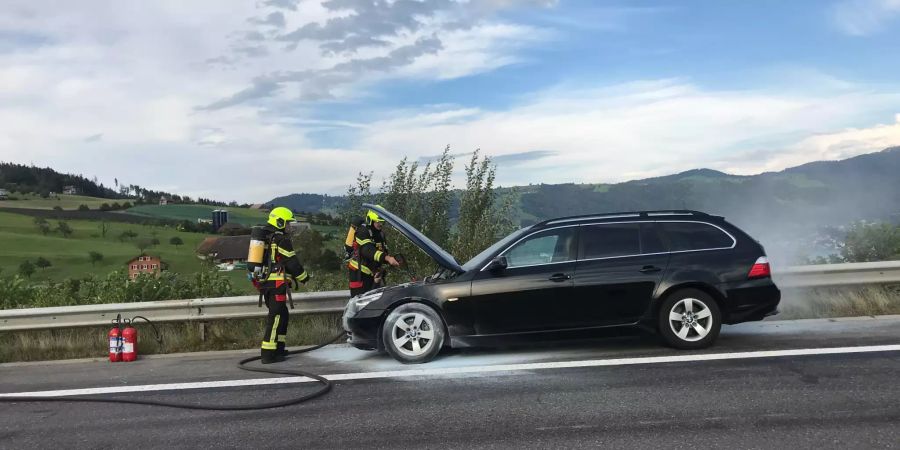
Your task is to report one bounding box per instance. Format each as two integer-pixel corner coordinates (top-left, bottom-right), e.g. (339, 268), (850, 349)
(536, 210), (721, 227)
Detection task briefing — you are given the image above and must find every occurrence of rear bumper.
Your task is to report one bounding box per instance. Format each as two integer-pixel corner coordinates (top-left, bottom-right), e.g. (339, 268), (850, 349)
(721, 280), (781, 324)
(342, 307), (384, 350)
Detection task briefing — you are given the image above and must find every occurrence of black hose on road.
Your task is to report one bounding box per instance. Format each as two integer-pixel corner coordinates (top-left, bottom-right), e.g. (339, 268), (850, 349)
(0, 331), (347, 411)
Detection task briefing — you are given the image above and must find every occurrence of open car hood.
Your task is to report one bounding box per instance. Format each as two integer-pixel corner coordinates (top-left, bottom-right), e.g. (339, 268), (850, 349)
(364, 203), (464, 273)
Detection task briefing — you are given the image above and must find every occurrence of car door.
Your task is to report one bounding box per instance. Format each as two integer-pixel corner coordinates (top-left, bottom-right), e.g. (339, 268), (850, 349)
(572, 222), (670, 327)
(469, 227), (578, 335)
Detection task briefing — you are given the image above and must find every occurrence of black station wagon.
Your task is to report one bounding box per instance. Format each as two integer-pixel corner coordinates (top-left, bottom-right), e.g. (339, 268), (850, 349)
(343, 204), (780, 363)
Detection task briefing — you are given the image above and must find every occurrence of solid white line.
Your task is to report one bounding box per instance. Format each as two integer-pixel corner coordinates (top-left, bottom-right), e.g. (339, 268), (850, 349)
(2, 344), (898, 398)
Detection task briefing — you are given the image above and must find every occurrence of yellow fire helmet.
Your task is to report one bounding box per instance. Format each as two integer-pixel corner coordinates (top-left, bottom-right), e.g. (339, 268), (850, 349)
(366, 207), (385, 225)
(268, 207), (295, 229)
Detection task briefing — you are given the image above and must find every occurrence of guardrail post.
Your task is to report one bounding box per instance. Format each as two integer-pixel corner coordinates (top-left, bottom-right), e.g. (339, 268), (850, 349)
(199, 321), (207, 342)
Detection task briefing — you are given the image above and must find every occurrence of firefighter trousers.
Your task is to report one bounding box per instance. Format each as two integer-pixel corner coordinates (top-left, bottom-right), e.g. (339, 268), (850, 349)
(349, 272), (376, 298)
(261, 291), (289, 362)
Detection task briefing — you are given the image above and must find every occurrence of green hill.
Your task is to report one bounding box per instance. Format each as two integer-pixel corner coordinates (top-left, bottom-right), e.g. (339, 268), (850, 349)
(0, 211), (213, 281)
(125, 204), (269, 226)
(0, 193), (120, 210)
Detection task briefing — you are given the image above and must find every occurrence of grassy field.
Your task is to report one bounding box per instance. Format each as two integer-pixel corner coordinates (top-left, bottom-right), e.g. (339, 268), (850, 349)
(0, 210), (214, 281)
(0, 314), (344, 363)
(0, 193), (115, 210)
(126, 204), (269, 226)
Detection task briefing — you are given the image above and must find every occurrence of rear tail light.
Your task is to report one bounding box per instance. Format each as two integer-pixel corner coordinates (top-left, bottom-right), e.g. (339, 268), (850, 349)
(748, 256), (771, 279)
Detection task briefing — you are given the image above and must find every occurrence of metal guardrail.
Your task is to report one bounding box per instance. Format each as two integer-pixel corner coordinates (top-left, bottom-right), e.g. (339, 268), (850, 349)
(0, 291), (350, 332)
(773, 260), (900, 288)
(2, 261), (899, 332)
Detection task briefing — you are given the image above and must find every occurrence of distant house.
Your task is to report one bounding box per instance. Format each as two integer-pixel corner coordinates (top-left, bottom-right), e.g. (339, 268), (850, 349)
(196, 235), (250, 265)
(62, 185), (79, 195)
(249, 204), (264, 210)
(159, 196), (168, 206)
(127, 255), (162, 280)
(0, 189), (8, 200)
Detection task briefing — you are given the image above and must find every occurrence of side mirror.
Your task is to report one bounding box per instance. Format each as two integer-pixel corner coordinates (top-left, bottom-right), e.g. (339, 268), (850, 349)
(486, 255), (508, 272)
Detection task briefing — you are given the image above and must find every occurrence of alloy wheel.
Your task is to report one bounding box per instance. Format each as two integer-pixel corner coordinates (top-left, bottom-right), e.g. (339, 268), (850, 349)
(667, 297), (714, 342)
(390, 312), (436, 357)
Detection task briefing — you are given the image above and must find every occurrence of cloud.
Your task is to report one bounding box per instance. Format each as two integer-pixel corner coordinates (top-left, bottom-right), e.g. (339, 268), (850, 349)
(248, 11), (286, 28)
(200, 0), (553, 109)
(492, 150), (557, 165)
(203, 36), (444, 109)
(830, 0), (900, 35)
(263, 0), (301, 11)
(351, 79), (900, 187)
(83, 133), (103, 143)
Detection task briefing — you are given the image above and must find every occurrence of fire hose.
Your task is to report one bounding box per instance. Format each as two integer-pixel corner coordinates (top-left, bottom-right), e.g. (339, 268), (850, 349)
(0, 314), (347, 410)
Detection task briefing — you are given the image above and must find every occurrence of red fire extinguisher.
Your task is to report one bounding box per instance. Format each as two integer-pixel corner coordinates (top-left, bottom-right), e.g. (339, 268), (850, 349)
(108, 315), (123, 362)
(122, 319), (138, 362)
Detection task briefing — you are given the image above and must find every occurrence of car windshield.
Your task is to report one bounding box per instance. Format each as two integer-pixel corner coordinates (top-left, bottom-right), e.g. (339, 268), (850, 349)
(461, 227), (531, 271)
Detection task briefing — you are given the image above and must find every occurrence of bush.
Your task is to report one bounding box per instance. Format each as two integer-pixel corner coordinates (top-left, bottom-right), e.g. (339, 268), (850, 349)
(78, 204), (90, 211)
(0, 268), (238, 309)
(52, 206), (63, 211)
(99, 203), (111, 211)
(35, 257), (52, 270)
(89, 251), (104, 266)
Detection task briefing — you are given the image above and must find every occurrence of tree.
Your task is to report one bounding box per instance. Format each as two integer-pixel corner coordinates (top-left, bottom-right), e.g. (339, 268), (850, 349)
(19, 260), (35, 278)
(99, 203), (111, 211)
(57, 221), (73, 238)
(150, 237), (161, 246)
(135, 238), (154, 253)
(839, 222), (900, 262)
(78, 204), (90, 211)
(35, 257), (52, 270)
(111, 202), (121, 210)
(89, 251), (104, 266)
(122, 201), (132, 209)
(170, 236), (184, 247)
(33, 217), (51, 235)
(453, 150), (516, 263)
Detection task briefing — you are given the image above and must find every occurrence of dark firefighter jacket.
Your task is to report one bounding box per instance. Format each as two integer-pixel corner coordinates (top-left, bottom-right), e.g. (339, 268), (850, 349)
(259, 224), (309, 290)
(348, 224), (388, 285)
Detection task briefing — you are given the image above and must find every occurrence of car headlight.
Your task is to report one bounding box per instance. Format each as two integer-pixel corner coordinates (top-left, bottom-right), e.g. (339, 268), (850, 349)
(353, 292), (383, 309)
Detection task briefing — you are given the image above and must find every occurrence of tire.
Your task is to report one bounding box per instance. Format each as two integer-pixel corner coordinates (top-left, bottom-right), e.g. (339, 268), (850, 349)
(381, 303), (445, 364)
(658, 288), (721, 350)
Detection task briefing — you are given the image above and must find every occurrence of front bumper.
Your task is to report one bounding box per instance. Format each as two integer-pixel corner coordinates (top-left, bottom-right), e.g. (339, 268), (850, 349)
(342, 306), (384, 350)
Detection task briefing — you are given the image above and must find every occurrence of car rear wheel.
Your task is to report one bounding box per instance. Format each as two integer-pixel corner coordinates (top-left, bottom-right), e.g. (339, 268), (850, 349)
(382, 303), (445, 364)
(658, 289), (721, 349)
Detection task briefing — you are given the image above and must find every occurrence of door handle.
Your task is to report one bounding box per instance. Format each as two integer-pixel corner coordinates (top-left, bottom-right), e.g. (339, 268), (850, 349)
(640, 265), (662, 274)
(549, 273), (572, 282)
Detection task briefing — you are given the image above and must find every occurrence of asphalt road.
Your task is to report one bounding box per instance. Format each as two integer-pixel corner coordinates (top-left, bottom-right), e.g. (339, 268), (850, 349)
(1, 316), (899, 449)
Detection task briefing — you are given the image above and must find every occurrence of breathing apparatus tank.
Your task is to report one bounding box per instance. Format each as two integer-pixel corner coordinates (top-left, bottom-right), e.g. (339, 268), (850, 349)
(247, 225), (273, 281)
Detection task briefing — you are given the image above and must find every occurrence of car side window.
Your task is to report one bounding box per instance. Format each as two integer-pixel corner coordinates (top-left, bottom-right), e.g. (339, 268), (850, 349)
(640, 223), (667, 254)
(660, 222), (734, 251)
(580, 223), (640, 259)
(504, 228), (577, 268)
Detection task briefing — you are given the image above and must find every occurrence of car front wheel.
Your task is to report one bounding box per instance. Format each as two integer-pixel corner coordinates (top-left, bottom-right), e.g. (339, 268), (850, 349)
(382, 303), (445, 364)
(658, 289), (721, 349)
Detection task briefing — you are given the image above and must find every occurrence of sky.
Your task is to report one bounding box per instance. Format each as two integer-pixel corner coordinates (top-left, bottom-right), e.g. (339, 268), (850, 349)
(1, 0), (899, 203)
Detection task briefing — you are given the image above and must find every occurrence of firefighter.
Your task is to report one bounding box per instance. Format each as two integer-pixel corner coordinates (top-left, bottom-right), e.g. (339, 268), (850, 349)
(348, 207), (400, 297)
(256, 207), (309, 364)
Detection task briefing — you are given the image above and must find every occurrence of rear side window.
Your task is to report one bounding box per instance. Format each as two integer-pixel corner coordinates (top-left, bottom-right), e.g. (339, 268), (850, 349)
(660, 222), (734, 251)
(580, 223), (640, 259)
(640, 223), (667, 254)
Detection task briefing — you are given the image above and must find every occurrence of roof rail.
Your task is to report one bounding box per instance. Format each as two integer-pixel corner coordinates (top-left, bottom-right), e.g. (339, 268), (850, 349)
(537, 210), (710, 226)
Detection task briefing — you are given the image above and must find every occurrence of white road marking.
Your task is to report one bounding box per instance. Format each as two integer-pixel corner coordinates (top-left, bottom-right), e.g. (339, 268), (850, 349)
(2, 344), (898, 398)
